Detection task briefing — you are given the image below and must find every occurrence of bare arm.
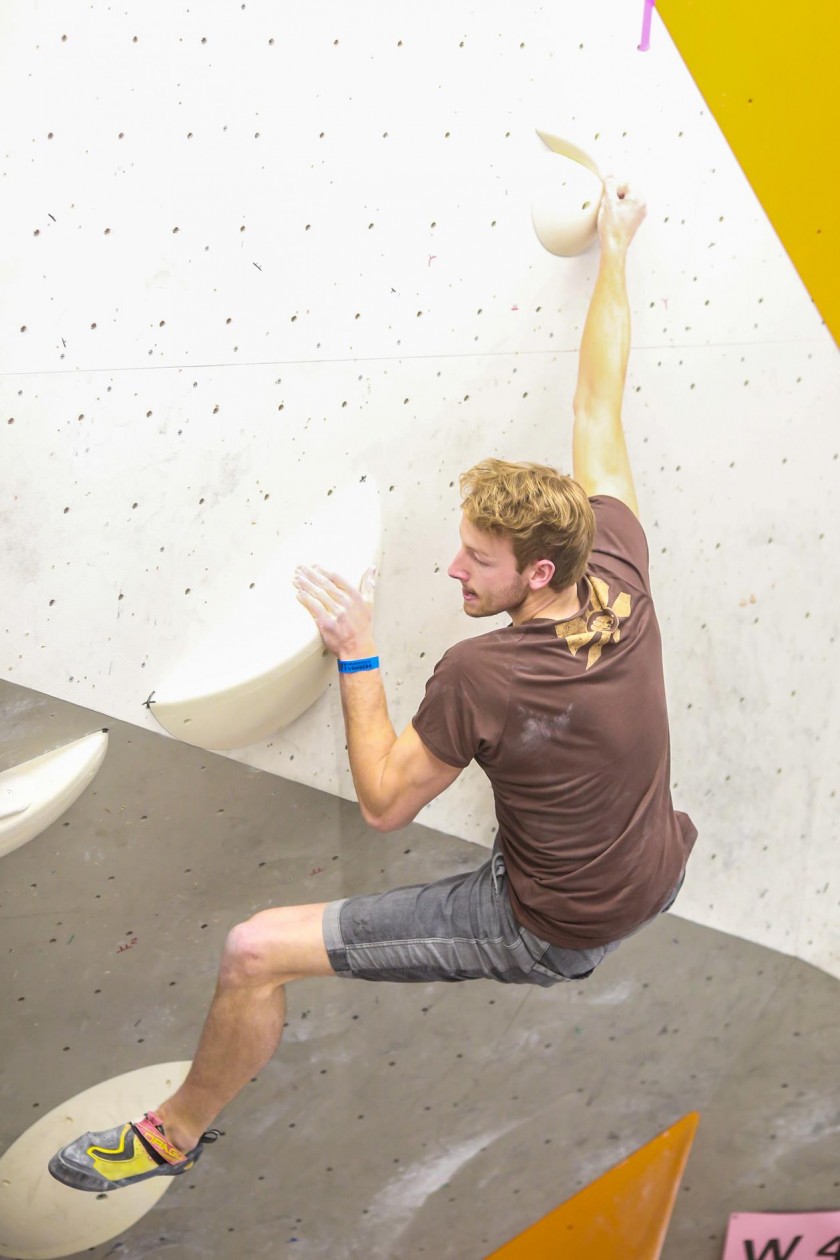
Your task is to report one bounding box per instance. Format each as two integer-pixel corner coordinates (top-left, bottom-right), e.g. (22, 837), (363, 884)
(573, 178), (647, 517)
(293, 565), (461, 830)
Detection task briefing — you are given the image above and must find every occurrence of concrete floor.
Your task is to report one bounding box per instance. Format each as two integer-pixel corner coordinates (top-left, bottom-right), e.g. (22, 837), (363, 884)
(1, 679), (838, 1259)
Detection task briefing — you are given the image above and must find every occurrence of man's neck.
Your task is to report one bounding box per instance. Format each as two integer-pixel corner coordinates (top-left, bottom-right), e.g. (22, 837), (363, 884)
(510, 580), (586, 627)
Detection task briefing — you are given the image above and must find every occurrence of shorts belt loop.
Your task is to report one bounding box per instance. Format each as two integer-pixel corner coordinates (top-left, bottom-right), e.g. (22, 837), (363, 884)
(491, 852), (506, 895)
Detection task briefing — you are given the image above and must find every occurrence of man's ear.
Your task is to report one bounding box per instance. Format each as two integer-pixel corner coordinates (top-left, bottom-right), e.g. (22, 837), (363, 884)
(529, 558), (556, 590)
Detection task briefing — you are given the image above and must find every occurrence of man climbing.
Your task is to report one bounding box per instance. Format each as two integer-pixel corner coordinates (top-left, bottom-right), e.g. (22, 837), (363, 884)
(50, 177), (696, 1192)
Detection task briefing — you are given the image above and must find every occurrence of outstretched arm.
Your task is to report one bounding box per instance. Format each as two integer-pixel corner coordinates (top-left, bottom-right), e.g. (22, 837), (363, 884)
(293, 565), (461, 831)
(572, 177), (647, 518)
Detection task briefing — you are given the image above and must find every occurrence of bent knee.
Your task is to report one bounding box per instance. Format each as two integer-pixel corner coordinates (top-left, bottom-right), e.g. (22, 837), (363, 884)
(221, 915), (283, 986)
(220, 905), (328, 986)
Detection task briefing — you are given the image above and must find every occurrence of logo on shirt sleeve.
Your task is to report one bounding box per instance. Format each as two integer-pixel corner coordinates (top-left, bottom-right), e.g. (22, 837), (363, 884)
(554, 577), (632, 670)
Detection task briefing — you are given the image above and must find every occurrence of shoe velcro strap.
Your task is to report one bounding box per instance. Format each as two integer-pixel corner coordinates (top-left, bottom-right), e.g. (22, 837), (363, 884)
(132, 1112), (189, 1165)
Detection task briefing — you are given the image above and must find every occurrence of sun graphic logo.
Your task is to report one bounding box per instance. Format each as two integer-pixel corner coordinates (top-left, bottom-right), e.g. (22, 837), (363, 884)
(555, 577), (632, 669)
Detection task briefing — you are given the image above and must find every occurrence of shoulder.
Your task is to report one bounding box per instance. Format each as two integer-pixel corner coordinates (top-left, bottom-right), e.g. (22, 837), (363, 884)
(590, 493), (647, 541)
(590, 495), (650, 579)
(413, 628), (516, 767)
(423, 628), (519, 700)
(434, 627), (519, 672)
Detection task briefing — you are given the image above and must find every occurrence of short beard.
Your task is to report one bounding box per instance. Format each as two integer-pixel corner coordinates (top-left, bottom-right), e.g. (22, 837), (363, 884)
(463, 580), (529, 619)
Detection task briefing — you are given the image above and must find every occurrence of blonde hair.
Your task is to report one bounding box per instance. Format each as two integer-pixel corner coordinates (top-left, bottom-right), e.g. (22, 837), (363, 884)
(459, 458), (595, 590)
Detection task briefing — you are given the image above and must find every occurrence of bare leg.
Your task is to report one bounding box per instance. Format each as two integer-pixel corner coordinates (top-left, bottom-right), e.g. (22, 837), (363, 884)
(155, 901), (335, 1152)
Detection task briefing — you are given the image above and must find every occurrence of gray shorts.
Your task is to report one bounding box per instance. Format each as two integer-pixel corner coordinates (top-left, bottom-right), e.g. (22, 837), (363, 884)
(323, 851), (683, 989)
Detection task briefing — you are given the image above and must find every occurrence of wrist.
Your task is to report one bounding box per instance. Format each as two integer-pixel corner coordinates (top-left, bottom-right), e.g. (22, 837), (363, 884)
(599, 238), (629, 266)
(337, 654), (380, 675)
(337, 641), (378, 663)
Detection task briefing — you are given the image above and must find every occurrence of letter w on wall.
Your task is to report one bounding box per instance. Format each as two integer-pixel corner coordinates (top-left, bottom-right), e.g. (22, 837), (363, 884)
(745, 1238), (803, 1260)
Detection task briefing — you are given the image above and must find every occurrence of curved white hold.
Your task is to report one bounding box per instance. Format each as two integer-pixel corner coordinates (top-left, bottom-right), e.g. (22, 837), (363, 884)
(0, 788), (29, 821)
(0, 731), (109, 861)
(0, 1061), (191, 1260)
(151, 479), (382, 750)
(531, 129), (605, 257)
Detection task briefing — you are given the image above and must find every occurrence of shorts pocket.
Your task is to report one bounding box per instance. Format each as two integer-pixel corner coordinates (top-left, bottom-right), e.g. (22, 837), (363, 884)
(519, 924), (609, 982)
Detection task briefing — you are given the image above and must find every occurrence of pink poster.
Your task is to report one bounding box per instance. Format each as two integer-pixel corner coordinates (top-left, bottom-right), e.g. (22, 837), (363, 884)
(722, 1211), (840, 1260)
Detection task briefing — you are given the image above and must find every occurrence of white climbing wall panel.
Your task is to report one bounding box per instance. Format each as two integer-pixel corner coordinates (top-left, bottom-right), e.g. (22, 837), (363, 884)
(1, 1), (837, 976)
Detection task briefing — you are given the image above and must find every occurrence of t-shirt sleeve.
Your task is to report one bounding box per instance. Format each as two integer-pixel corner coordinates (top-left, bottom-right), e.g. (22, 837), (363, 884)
(589, 495), (652, 590)
(411, 645), (483, 769)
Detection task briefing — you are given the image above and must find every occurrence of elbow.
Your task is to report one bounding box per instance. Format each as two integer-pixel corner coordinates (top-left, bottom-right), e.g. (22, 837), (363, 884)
(574, 390), (613, 425)
(363, 810), (392, 833)
(360, 802), (412, 833)
(572, 386), (590, 417)
(373, 816), (404, 834)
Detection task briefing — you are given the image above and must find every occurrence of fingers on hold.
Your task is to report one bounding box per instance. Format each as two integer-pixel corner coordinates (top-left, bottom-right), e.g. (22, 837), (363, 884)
(294, 574), (321, 597)
(314, 565), (350, 598)
(603, 176), (631, 202)
(293, 567), (322, 596)
(296, 586), (321, 606)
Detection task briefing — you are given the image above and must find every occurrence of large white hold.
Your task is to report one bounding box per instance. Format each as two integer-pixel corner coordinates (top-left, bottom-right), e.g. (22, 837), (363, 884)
(0, 1061), (191, 1260)
(0, 730), (109, 860)
(151, 479), (382, 751)
(531, 129), (604, 256)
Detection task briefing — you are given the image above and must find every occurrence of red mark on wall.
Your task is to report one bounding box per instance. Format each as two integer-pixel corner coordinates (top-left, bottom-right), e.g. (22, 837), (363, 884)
(309, 866), (325, 877)
(117, 937), (139, 954)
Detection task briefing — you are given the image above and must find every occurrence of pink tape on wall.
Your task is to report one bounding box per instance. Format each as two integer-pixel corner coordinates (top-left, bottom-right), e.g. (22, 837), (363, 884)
(638, 0), (655, 51)
(722, 1211), (840, 1259)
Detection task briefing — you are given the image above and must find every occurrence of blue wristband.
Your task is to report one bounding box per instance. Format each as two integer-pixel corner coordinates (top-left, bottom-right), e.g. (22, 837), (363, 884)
(337, 656), (380, 674)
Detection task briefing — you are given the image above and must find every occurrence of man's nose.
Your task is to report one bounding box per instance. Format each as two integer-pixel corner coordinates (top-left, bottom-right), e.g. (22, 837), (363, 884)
(448, 550), (468, 581)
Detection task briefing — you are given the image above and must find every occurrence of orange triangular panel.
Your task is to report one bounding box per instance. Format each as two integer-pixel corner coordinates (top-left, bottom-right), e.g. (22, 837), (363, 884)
(656, 0), (840, 345)
(484, 1112), (699, 1260)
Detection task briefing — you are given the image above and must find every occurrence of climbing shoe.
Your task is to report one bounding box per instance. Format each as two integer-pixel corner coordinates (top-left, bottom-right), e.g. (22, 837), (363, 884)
(48, 1110), (221, 1192)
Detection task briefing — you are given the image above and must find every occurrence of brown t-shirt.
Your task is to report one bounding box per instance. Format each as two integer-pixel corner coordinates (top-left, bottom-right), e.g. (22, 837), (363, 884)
(412, 496), (697, 949)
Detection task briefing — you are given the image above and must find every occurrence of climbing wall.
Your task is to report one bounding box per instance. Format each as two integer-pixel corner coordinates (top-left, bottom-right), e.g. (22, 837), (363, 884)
(657, 0), (840, 345)
(1, 1), (838, 977)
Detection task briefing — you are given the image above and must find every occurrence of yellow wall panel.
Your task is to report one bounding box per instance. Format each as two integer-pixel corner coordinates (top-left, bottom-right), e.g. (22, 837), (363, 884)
(657, 0), (840, 345)
(484, 1114), (699, 1259)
